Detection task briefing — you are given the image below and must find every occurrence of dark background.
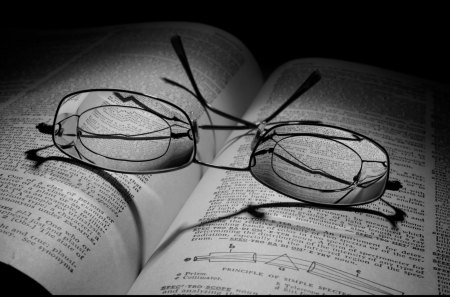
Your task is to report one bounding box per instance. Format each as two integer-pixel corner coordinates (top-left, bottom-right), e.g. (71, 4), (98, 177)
(0, 2), (448, 295)
(2, 3), (450, 84)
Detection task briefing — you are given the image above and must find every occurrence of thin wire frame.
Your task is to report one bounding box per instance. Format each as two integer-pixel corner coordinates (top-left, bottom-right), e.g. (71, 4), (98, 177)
(52, 35), (391, 207)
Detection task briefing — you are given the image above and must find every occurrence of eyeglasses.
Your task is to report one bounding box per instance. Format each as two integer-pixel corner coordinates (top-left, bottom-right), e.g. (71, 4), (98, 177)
(52, 36), (390, 207)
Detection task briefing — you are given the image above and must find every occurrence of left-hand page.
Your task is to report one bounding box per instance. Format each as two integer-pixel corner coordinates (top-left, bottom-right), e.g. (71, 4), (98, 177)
(0, 22), (263, 294)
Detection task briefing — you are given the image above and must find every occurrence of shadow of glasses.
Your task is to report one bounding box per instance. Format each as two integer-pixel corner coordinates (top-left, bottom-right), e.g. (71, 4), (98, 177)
(24, 136), (146, 270)
(35, 122), (406, 270)
(148, 198), (406, 267)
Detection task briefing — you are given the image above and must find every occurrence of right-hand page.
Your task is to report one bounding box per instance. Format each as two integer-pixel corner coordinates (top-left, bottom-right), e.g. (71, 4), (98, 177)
(129, 58), (450, 295)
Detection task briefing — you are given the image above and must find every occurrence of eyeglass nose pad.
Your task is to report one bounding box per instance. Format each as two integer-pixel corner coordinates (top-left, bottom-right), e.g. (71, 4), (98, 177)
(250, 121), (266, 150)
(54, 123), (62, 136)
(249, 155), (256, 167)
(192, 119), (199, 143)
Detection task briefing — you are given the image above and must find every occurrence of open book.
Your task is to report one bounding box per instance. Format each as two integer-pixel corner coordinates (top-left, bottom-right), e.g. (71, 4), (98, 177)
(1, 22), (449, 295)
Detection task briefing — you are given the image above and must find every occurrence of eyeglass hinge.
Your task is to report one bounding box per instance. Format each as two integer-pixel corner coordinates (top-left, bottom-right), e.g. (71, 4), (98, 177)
(251, 121), (266, 150)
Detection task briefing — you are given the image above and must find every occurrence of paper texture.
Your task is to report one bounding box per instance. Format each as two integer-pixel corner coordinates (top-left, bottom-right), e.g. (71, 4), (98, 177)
(129, 58), (448, 295)
(0, 22), (262, 294)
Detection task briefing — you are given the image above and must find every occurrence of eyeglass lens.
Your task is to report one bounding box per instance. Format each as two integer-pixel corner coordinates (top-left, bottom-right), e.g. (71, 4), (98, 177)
(250, 124), (389, 206)
(53, 90), (195, 173)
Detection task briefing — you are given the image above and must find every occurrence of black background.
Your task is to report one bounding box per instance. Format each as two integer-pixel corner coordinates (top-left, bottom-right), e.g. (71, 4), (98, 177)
(0, 2), (448, 295)
(2, 2), (450, 84)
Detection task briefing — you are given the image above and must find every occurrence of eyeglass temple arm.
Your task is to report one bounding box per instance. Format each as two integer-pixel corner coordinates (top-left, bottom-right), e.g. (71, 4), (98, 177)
(196, 70), (320, 131)
(262, 70), (322, 123)
(171, 35), (320, 129)
(171, 35), (257, 129)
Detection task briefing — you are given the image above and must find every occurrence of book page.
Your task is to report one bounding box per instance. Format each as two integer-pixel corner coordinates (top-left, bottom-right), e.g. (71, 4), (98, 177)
(129, 58), (449, 295)
(0, 22), (263, 294)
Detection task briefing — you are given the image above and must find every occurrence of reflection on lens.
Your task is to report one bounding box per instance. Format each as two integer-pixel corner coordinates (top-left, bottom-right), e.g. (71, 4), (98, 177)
(250, 124), (389, 206)
(53, 90), (195, 173)
(79, 106), (171, 161)
(272, 136), (362, 191)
